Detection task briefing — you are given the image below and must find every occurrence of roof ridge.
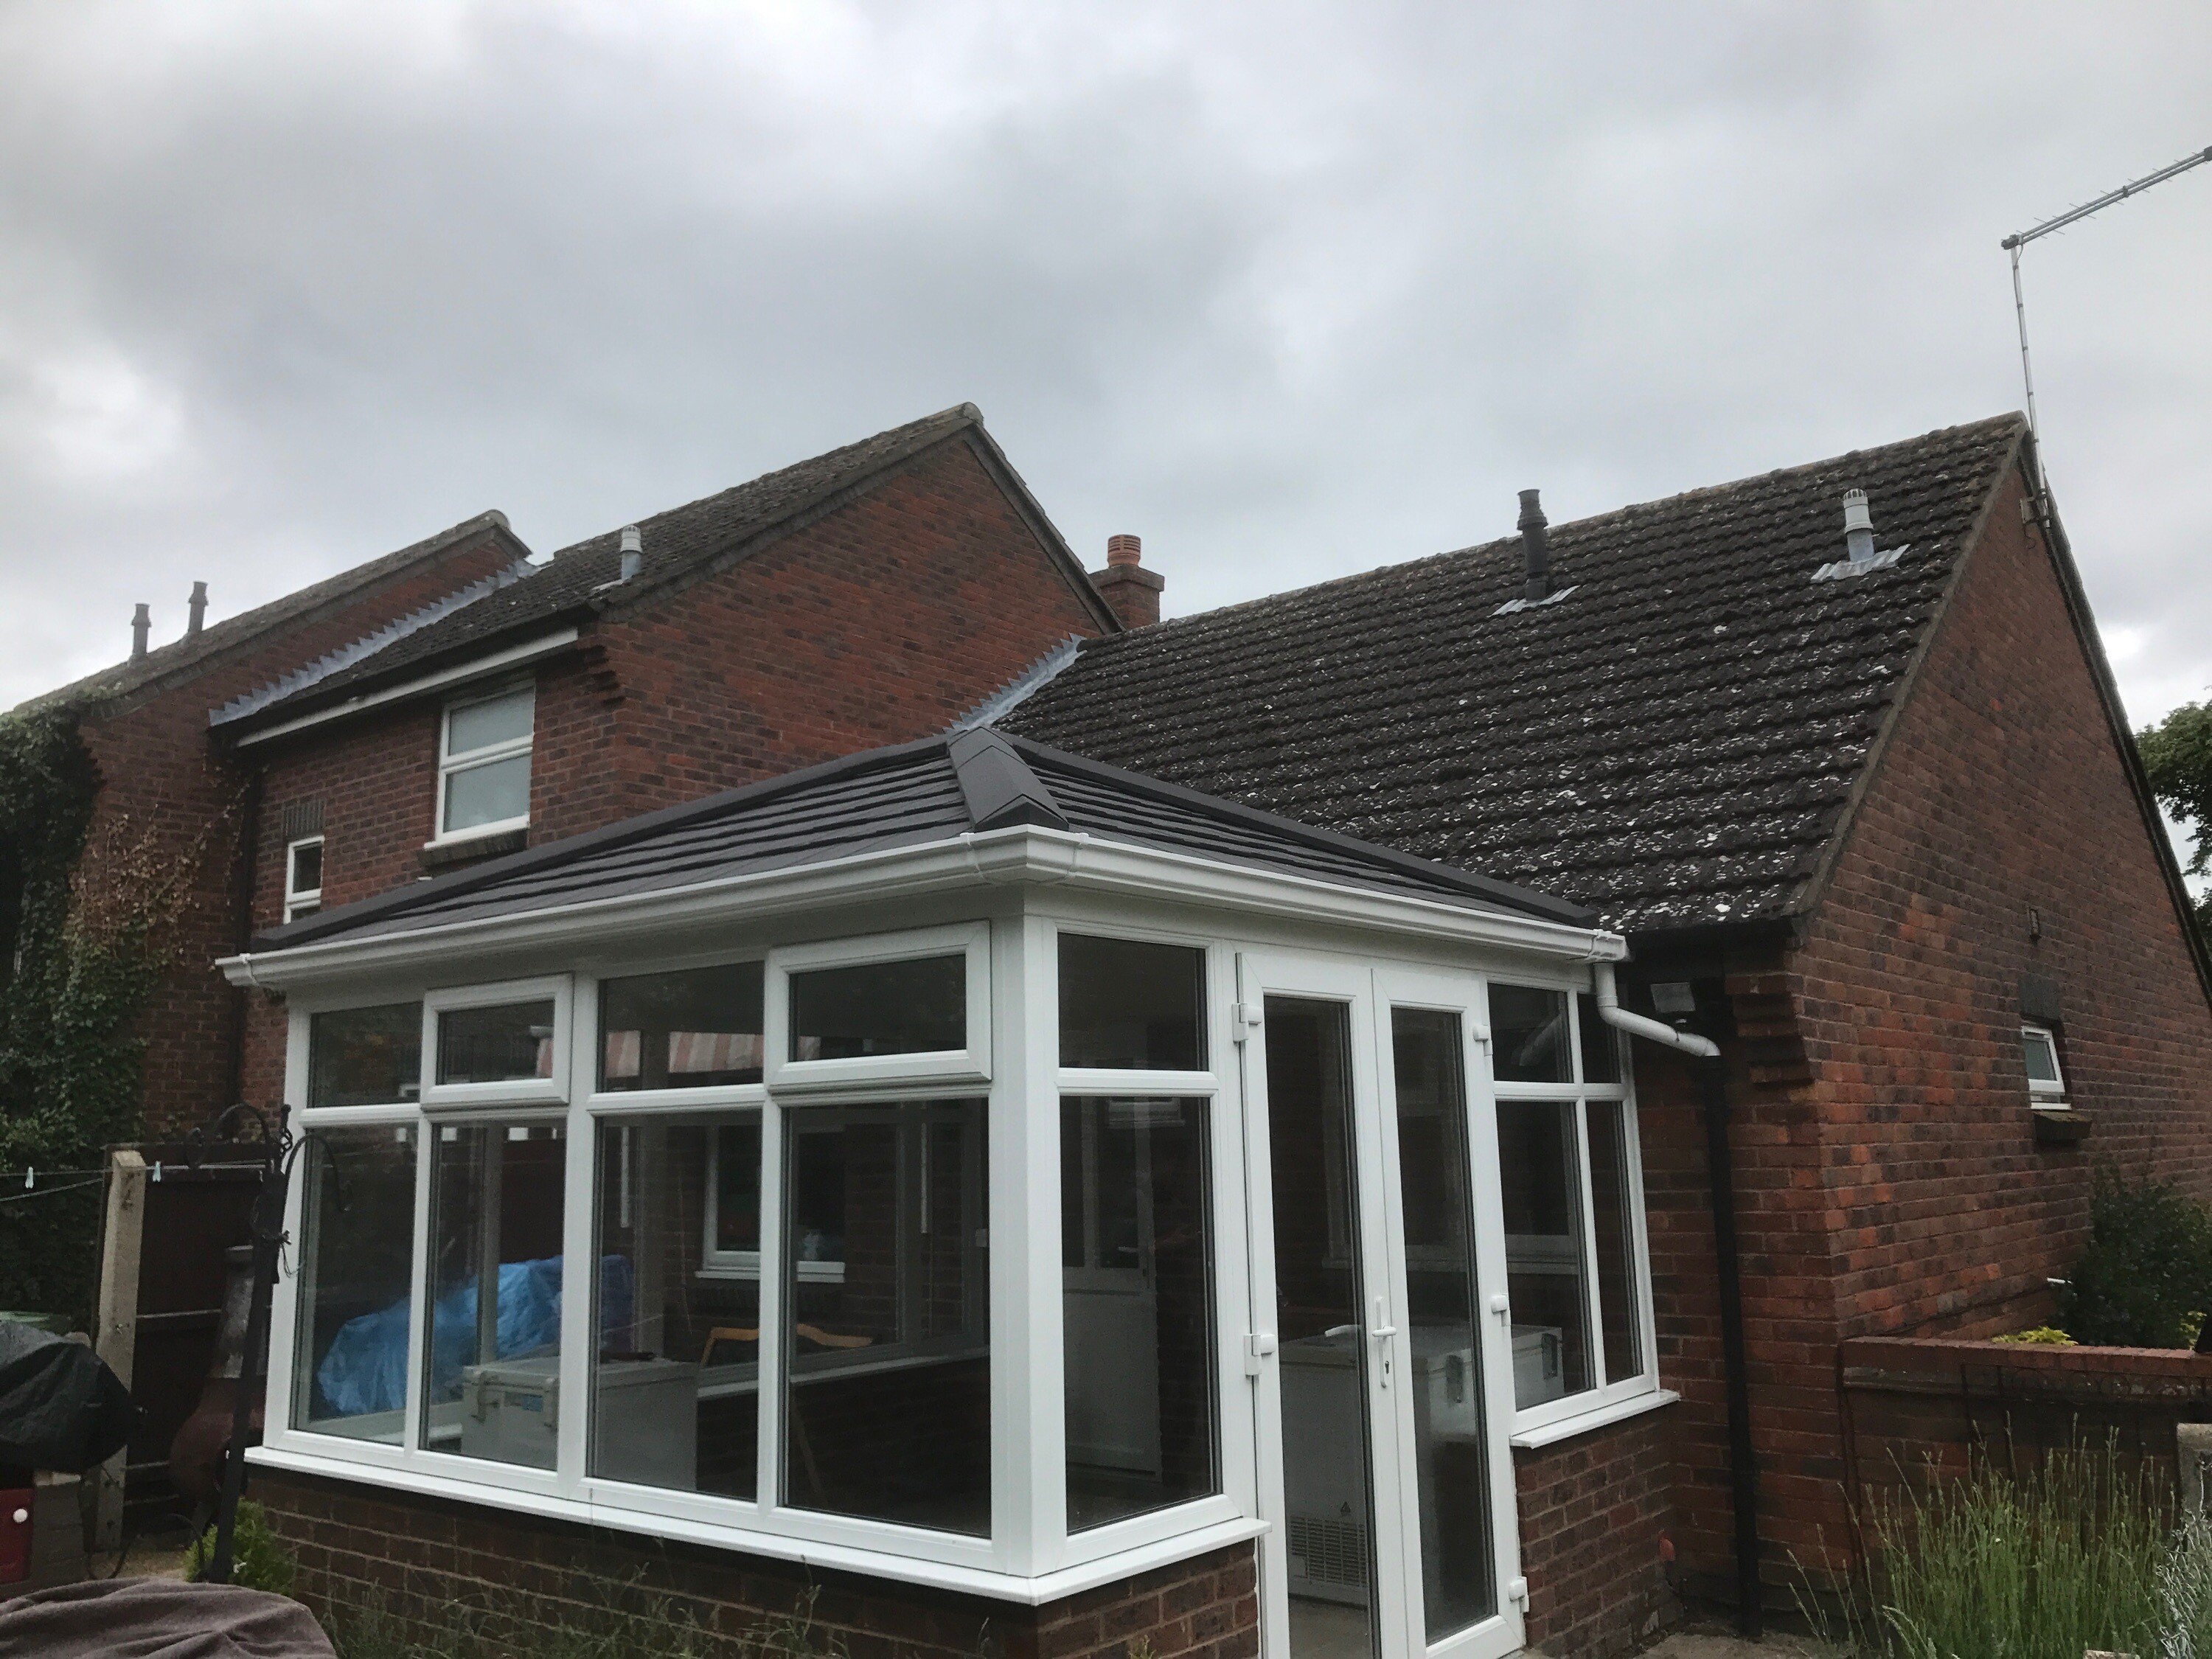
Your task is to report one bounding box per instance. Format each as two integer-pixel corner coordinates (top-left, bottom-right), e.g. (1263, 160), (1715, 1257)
(1099, 412), (2028, 647)
(209, 557), (535, 726)
(946, 636), (1085, 731)
(14, 509), (517, 716)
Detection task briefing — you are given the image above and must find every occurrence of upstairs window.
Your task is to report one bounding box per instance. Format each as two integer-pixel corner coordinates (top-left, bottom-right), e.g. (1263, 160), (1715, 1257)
(284, 836), (324, 922)
(2023, 1023), (2068, 1108)
(439, 684), (534, 841)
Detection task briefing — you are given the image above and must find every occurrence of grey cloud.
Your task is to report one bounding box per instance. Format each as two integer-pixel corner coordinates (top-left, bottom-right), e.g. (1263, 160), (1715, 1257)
(1, 0), (2207, 739)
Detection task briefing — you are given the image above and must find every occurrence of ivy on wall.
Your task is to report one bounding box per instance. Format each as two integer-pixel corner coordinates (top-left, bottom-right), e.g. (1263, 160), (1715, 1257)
(0, 706), (214, 1324)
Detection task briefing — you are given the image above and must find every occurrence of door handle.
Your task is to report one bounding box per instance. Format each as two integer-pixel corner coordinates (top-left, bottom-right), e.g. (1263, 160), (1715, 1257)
(1370, 1296), (1397, 1341)
(1323, 1324), (1360, 1339)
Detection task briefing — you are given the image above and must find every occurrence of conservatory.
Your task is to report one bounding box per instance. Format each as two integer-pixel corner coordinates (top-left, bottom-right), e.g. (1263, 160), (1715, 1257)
(225, 729), (1680, 1659)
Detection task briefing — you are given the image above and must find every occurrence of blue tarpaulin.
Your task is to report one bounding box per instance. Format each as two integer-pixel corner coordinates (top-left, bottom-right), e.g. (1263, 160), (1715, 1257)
(314, 1254), (635, 1418)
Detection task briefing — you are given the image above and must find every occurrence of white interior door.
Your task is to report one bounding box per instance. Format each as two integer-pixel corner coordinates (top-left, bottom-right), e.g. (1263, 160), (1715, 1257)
(1239, 953), (1524, 1659)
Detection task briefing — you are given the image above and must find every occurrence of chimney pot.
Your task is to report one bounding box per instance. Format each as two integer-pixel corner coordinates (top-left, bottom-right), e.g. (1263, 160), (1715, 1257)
(1843, 488), (1875, 566)
(618, 524), (643, 582)
(187, 580), (208, 640)
(1091, 534), (1163, 628)
(131, 603), (151, 662)
(1517, 488), (1551, 602)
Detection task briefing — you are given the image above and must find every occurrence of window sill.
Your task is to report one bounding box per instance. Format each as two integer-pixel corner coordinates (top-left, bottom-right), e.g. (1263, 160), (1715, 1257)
(420, 826), (529, 870)
(1509, 1388), (1678, 1450)
(2032, 1105), (2093, 1147)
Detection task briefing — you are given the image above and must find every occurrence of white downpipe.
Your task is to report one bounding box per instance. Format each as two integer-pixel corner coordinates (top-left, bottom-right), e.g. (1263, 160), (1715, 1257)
(1593, 960), (1719, 1060)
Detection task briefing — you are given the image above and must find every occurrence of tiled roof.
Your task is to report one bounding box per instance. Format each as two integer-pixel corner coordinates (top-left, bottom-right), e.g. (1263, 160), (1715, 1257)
(1004, 415), (2028, 935)
(252, 728), (1590, 953)
(223, 404), (1085, 728)
(13, 512), (515, 717)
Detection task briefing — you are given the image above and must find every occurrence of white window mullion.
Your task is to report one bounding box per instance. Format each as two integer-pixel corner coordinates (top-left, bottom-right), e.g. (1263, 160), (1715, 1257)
(754, 1092), (787, 1520)
(402, 1108), (432, 1454)
(1572, 1096), (1607, 1388)
(554, 978), (599, 1492)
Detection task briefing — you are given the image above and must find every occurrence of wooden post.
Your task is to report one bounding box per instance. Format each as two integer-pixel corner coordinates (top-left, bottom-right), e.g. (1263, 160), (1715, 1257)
(91, 1151), (147, 1555)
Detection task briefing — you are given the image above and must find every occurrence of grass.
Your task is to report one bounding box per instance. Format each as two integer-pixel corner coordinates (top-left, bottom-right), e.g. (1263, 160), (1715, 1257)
(1806, 1439), (2212, 1659)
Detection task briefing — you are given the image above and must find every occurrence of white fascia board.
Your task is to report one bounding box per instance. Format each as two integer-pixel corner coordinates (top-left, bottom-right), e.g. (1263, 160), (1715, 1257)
(219, 827), (1624, 993)
(231, 629), (580, 749)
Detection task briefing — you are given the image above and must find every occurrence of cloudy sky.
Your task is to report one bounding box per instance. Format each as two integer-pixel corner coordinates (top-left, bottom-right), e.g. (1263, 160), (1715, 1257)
(3, 2), (2208, 736)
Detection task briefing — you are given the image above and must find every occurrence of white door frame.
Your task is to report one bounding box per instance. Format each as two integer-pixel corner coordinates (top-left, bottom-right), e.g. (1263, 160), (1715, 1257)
(1239, 951), (1527, 1658)
(1371, 966), (1526, 1659)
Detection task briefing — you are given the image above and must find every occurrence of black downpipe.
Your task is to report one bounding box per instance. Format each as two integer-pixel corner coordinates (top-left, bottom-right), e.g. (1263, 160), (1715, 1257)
(1698, 1049), (1762, 1638)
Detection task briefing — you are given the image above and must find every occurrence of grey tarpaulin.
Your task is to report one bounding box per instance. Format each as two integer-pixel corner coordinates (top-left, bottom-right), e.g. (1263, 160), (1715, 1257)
(0, 1321), (136, 1473)
(0, 1576), (335, 1657)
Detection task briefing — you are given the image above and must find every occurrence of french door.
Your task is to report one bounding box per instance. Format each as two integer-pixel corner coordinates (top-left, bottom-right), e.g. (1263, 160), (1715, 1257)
(1238, 954), (1524, 1659)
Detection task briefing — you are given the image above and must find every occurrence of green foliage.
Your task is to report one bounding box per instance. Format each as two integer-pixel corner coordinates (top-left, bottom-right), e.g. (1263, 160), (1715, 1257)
(2061, 1166), (2212, 1348)
(1806, 1441), (2183, 1659)
(0, 706), (215, 1325)
(1991, 1326), (2076, 1346)
(2139, 701), (2212, 939)
(187, 1500), (299, 1598)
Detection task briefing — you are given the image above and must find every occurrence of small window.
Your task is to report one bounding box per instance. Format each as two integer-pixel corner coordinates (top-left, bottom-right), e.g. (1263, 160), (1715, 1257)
(437, 1000), (557, 1087)
(2023, 1024), (2067, 1107)
(782, 1099), (990, 1535)
(439, 684), (534, 841)
(421, 1120), (568, 1467)
(599, 962), (765, 1092)
(284, 837), (324, 923)
(293, 1125), (418, 1442)
(1058, 933), (1206, 1071)
(1491, 984), (1571, 1084)
(1062, 1095), (1217, 1531)
(592, 1113), (760, 1496)
(308, 1004), (422, 1107)
(788, 953), (965, 1062)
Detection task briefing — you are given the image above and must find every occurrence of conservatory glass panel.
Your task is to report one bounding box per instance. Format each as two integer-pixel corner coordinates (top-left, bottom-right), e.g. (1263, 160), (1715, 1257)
(291, 1125), (418, 1442)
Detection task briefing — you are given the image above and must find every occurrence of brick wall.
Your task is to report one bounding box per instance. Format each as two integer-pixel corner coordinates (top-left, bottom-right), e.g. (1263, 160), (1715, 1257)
(69, 526), (518, 1138)
(1637, 455), (2212, 1616)
(1795, 458), (2212, 1340)
(254, 1466), (1257, 1659)
(1839, 1335), (2212, 1509)
(1513, 1408), (1681, 1658)
(240, 437), (1108, 1109)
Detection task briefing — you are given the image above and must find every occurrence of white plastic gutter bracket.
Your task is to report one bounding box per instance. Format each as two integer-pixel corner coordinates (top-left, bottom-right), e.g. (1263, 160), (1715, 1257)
(1593, 960), (1719, 1060)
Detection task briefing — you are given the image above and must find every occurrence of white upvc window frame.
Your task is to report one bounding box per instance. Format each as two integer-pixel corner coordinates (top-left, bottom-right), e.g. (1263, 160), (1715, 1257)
(283, 835), (324, 923)
(1493, 979), (1667, 1447)
(421, 975), (574, 1109)
(1041, 916), (1251, 1577)
(2023, 1022), (2070, 1110)
(432, 681), (535, 846)
(765, 922), (993, 1093)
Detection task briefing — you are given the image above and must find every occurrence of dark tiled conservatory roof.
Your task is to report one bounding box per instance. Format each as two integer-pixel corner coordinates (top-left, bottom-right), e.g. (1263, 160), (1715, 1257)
(252, 729), (1592, 953)
(1004, 415), (2028, 934)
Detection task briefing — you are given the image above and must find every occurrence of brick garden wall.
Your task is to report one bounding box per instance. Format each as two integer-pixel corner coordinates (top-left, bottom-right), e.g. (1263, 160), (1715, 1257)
(1839, 1336), (2212, 1512)
(254, 1466), (1257, 1659)
(69, 525), (518, 1138)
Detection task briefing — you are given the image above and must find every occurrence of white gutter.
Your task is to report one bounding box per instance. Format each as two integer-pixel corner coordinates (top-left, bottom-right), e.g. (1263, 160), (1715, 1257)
(220, 826), (1625, 994)
(230, 629), (579, 749)
(1593, 959), (1719, 1060)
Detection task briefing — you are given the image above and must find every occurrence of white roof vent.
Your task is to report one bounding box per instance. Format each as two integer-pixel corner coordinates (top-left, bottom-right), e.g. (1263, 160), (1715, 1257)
(1812, 488), (1909, 582)
(618, 524), (644, 582)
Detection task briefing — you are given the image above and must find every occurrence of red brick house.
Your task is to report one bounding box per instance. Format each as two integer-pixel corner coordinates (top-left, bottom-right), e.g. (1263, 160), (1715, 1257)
(7, 406), (1124, 1150)
(14, 406), (2210, 1658)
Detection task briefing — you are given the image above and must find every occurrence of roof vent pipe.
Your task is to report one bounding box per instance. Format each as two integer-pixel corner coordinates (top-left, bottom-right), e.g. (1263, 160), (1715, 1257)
(618, 525), (643, 583)
(1518, 489), (1551, 602)
(187, 581), (208, 640)
(131, 603), (151, 662)
(1843, 489), (1875, 568)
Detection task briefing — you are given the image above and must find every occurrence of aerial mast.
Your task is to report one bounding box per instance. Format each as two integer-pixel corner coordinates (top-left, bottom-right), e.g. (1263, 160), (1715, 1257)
(2003, 143), (2211, 509)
